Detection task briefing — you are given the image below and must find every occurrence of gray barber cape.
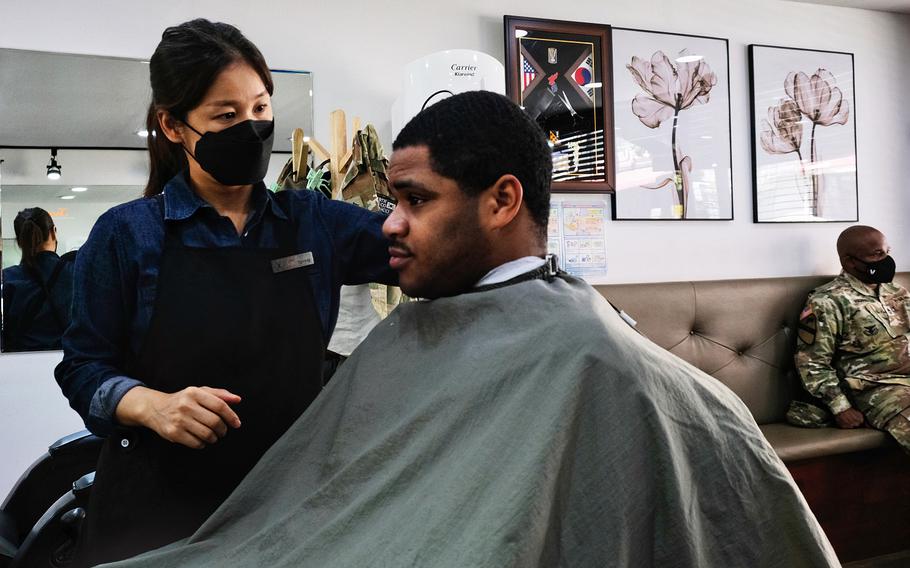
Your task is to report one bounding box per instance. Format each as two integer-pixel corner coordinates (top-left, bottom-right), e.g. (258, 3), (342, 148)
(105, 274), (837, 567)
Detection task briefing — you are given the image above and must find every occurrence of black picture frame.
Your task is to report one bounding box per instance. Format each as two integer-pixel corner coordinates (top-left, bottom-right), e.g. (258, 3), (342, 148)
(504, 15), (616, 193)
(610, 27), (734, 221)
(749, 44), (858, 223)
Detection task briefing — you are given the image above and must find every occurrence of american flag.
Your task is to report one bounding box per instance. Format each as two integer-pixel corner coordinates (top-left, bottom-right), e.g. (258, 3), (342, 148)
(522, 57), (536, 91)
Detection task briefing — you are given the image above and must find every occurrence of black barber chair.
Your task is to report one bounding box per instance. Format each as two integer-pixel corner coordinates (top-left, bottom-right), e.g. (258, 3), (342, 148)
(1, 431), (102, 567)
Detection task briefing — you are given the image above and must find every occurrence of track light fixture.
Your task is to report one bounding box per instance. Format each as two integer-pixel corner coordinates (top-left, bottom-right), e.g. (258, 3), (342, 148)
(46, 148), (62, 180)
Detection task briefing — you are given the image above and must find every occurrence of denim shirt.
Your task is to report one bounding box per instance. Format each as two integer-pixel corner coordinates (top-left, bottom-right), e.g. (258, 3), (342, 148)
(2, 251), (75, 351)
(55, 172), (395, 436)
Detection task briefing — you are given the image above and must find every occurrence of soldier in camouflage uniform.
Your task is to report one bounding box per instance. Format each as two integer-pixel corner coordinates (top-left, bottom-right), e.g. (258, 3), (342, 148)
(794, 226), (910, 452)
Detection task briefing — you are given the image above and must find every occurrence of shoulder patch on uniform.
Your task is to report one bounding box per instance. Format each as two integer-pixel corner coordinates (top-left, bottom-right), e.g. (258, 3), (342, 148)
(798, 306), (817, 345)
(800, 305), (813, 320)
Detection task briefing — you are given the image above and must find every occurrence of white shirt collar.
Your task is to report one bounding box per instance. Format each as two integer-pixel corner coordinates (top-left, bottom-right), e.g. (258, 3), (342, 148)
(474, 256), (547, 288)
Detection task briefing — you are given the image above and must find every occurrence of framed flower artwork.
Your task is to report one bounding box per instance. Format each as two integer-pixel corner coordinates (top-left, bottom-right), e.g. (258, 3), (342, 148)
(749, 45), (858, 223)
(610, 28), (733, 220)
(504, 16), (616, 193)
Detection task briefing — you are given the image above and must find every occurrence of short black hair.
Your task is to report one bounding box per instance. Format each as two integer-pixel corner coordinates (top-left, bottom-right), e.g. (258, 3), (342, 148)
(393, 91), (552, 239)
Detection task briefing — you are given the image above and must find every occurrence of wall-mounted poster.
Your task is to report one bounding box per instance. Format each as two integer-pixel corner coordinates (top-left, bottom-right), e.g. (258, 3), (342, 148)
(547, 197), (609, 281)
(504, 16), (615, 193)
(749, 45), (857, 223)
(547, 200), (607, 283)
(611, 28), (733, 220)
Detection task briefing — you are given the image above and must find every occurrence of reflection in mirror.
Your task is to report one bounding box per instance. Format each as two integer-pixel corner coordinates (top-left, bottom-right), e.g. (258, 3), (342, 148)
(0, 149), (147, 353)
(0, 48), (314, 353)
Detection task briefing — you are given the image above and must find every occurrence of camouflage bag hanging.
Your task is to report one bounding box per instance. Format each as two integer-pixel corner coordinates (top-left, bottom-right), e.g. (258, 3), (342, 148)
(274, 127), (310, 191)
(339, 124), (396, 215)
(274, 156), (309, 191)
(274, 131), (332, 198)
(339, 124), (407, 318)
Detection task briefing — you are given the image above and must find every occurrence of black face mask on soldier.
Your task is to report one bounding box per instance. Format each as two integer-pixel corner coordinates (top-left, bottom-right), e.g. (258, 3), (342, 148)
(182, 119), (275, 186)
(853, 255), (896, 284)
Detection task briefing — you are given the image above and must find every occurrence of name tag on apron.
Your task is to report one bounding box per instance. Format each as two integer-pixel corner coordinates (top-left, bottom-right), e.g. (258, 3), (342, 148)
(271, 252), (314, 273)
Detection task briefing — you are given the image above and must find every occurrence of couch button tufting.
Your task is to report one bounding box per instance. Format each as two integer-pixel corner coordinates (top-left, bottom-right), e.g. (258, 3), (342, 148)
(689, 330), (695, 335)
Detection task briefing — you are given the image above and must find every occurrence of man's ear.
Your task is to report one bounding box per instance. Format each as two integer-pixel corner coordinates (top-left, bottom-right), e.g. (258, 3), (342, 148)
(840, 254), (858, 274)
(480, 174), (523, 231)
(157, 110), (185, 145)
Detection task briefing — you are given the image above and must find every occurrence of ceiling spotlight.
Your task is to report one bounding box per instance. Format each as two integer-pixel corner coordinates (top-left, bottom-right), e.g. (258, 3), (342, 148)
(46, 148), (62, 180)
(71, 186), (88, 192)
(60, 195), (75, 200)
(136, 129), (149, 138)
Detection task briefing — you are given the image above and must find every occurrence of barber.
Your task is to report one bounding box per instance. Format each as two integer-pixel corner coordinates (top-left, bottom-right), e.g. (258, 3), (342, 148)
(2, 207), (75, 351)
(54, 19), (395, 565)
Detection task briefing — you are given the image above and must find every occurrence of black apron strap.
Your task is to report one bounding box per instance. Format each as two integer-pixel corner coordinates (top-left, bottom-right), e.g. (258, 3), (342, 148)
(19, 258), (68, 337)
(43, 258), (69, 329)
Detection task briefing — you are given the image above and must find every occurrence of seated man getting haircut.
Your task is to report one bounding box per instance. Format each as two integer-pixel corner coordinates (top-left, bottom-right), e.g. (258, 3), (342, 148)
(106, 92), (837, 567)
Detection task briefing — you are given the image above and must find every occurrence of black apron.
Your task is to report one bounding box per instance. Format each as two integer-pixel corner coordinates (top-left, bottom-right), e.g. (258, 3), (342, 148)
(81, 211), (325, 566)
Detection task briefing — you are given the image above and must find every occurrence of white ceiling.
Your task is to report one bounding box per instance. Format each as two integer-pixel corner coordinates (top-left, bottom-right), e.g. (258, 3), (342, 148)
(1, 184), (142, 205)
(0, 48), (315, 152)
(0, 148), (149, 186)
(786, 0), (910, 13)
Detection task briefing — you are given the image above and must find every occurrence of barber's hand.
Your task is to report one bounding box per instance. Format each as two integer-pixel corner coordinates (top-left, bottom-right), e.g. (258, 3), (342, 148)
(834, 408), (865, 429)
(116, 386), (242, 449)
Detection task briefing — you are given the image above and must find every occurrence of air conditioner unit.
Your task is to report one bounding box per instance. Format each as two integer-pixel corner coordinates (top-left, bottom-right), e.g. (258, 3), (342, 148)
(391, 49), (505, 138)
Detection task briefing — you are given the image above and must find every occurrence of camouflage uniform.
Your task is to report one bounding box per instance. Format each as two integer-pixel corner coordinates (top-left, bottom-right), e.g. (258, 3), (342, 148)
(794, 272), (910, 451)
(339, 124), (408, 318)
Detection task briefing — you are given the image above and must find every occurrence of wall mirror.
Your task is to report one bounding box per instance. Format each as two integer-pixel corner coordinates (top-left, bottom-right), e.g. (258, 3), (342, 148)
(0, 48), (314, 353)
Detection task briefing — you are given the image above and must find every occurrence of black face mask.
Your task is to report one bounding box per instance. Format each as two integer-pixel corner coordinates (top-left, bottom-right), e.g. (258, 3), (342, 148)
(853, 255), (896, 284)
(183, 119), (275, 185)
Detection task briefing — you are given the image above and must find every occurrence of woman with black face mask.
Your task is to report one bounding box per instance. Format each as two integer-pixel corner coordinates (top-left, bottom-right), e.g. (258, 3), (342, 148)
(2, 207), (75, 351)
(54, 19), (396, 565)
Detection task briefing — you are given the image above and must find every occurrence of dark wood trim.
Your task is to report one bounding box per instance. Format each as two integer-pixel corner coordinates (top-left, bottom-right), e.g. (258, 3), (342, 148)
(786, 446), (910, 562)
(504, 15), (615, 194)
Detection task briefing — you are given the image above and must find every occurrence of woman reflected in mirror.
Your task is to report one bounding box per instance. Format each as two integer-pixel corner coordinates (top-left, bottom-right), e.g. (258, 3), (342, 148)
(1, 207), (75, 351)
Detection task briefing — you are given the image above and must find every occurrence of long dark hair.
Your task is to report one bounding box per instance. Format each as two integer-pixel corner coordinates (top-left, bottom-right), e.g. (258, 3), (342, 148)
(13, 207), (55, 270)
(143, 19), (274, 197)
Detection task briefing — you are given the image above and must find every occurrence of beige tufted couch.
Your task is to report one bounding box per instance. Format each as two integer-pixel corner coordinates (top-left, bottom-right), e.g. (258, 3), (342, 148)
(595, 272), (910, 561)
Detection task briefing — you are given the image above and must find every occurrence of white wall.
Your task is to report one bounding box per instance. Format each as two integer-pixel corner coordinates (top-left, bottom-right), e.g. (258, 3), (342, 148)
(1, 0), (908, 496)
